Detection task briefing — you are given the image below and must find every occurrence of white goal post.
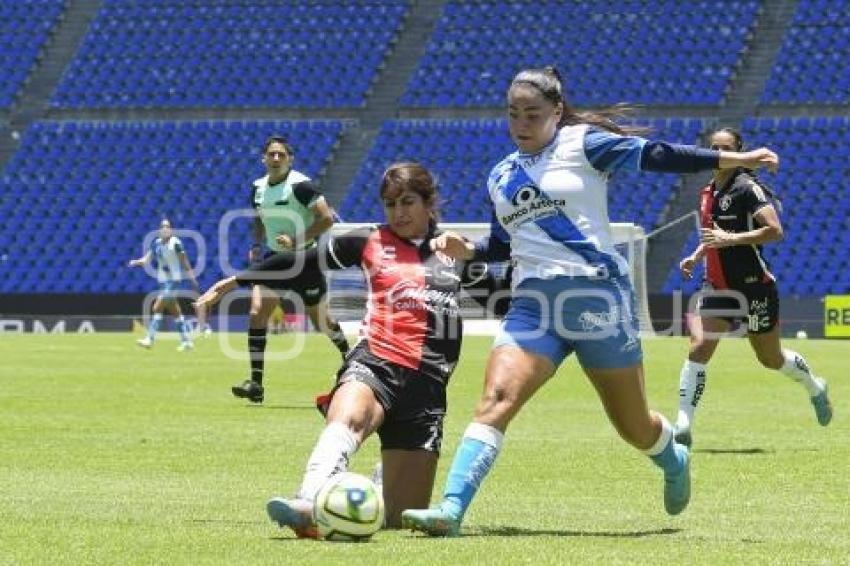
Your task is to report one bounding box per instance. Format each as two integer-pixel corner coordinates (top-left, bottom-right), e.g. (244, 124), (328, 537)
(326, 222), (651, 335)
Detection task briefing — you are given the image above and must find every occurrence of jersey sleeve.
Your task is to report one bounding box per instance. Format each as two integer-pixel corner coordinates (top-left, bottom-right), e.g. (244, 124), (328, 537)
(293, 181), (325, 209)
(741, 178), (773, 216)
(584, 127), (647, 173)
(173, 238), (184, 254)
(324, 227), (370, 269)
(250, 184), (259, 209)
(473, 209), (512, 262)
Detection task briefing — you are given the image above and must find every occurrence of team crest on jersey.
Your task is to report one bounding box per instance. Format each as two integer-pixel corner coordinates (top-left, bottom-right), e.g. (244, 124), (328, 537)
(511, 184), (541, 207)
(719, 195), (732, 211)
(378, 245), (398, 274)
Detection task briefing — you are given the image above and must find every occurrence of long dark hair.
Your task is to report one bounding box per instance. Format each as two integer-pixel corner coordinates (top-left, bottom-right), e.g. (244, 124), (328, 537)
(510, 66), (647, 135)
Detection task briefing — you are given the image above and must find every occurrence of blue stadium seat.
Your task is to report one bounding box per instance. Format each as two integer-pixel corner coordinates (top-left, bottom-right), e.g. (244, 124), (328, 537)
(50, 1), (409, 109)
(0, 120), (344, 293)
(0, 1), (65, 108)
(762, 0), (850, 103)
(402, 0), (759, 107)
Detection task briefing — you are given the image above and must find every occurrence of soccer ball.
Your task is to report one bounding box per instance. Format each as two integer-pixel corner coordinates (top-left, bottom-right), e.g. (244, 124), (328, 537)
(313, 472), (384, 541)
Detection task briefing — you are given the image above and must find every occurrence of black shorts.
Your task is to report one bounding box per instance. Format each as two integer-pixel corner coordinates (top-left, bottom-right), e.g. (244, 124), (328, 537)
(257, 251), (328, 307)
(331, 342), (446, 454)
(696, 281), (779, 334)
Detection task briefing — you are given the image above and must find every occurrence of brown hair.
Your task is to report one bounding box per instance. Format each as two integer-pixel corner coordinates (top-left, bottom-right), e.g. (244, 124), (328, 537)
(379, 162), (439, 219)
(510, 66), (647, 135)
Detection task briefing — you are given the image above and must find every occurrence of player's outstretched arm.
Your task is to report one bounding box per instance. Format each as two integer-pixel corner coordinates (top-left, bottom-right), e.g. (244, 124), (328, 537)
(718, 147), (779, 173)
(679, 243), (707, 279)
(195, 276), (239, 310)
(127, 250), (152, 268)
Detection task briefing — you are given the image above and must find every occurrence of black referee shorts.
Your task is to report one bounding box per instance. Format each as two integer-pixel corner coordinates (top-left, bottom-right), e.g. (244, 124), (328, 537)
(256, 251), (328, 307)
(697, 281), (779, 334)
(331, 342), (446, 454)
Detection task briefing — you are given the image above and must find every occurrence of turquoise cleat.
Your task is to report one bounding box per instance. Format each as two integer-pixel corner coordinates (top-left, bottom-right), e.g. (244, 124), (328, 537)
(266, 497), (318, 539)
(664, 444), (691, 516)
(401, 506), (461, 537)
(810, 378), (833, 426)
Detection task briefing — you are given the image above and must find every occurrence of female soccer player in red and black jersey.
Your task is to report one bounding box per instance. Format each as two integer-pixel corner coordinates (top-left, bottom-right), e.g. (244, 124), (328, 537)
(674, 127), (832, 447)
(196, 162), (500, 535)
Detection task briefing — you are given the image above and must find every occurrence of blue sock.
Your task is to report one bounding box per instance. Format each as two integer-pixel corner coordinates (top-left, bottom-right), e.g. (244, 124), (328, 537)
(441, 423), (504, 519)
(644, 415), (683, 475)
(147, 314), (163, 341)
(176, 316), (190, 343)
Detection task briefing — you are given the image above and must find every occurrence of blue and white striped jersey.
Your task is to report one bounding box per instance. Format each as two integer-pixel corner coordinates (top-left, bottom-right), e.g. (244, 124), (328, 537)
(151, 236), (186, 283)
(485, 124), (717, 287)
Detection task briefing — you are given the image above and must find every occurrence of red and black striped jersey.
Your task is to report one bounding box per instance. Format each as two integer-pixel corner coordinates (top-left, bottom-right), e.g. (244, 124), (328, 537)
(699, 169), (777, 290)
(237, 224), (494, 384)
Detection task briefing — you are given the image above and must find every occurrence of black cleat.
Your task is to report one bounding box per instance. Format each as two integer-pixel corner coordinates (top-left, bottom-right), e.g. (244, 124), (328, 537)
(231, 379), (264, 403)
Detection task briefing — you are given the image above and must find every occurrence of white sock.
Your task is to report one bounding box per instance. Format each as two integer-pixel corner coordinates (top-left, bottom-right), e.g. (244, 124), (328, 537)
(297, 421), (359, 501)
(676, 360), (707, 430)
(780, 350), (823, 397)
(642, 414), (673, 457)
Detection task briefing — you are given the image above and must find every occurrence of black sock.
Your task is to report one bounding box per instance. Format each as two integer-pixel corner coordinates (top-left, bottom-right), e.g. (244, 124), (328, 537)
(327, 322), (349, 354)
(248, 328), (267, 385)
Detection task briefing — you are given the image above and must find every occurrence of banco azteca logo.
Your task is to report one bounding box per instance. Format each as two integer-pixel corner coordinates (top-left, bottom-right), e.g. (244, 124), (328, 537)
(511, 184), (541, 207)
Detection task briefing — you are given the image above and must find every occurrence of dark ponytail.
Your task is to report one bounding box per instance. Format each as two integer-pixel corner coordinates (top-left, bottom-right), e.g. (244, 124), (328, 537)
(510, 66), (648, 136)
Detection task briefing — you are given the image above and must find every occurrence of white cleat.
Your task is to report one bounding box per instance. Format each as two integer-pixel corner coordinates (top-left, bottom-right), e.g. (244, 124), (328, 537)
(136, 337), (153, 349)
(177, 342), (194, 352)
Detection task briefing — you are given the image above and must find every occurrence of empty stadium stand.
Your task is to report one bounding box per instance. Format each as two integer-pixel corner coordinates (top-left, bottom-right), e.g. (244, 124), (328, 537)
(51, 1), (409, 108)
(402, 0), (760, 107)
(0, 119), (343, 293)
(0, 0), (66, 109)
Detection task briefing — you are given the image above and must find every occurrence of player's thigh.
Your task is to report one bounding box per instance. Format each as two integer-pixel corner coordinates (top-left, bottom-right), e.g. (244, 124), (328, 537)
(151, 294), (166, 313)
(380, 449), (438, 528)
(584, 363), (656, 447)
(250, 285), (279, 318)
(327, 380), (385, 441)
(688, 315), (730, 361)
(476, 345), (556, 430)
(305, 295), (331, 330)
(747, 325), (784, 369)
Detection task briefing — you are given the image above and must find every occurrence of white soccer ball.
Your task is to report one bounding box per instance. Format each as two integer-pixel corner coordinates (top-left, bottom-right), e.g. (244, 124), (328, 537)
(313, 472), (384, 541)
(796, 329), (808, 339)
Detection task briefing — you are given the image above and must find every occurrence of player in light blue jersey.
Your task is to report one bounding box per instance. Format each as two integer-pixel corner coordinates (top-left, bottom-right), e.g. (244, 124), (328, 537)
(128, 218), (199, 351)
(403, 66), (780, 536)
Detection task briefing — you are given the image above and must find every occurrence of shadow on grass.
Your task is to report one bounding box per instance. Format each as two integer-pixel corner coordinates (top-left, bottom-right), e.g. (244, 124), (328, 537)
(465, 526), (682, 538)
(245, 404), (317, 410)
(694, 447), (772, 455)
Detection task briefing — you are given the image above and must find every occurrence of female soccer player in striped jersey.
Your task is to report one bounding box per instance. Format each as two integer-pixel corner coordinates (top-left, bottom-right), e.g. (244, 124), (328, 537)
(674, 127), (832, 447)
(128, 218), (198, 351)
(403, 67), (781, 536)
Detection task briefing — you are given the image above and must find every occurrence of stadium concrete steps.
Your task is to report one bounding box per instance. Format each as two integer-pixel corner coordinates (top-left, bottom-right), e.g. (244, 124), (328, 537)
(721, 0), (801, 120)
(0, 0), (103, 170)
(320, 124), (381, 215)
(320, 0), (447, 211)
(645, 0), (800, 293)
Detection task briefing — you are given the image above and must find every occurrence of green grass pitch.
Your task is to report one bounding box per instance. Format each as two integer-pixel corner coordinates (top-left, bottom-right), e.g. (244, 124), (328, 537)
(1, 333), (846, 564)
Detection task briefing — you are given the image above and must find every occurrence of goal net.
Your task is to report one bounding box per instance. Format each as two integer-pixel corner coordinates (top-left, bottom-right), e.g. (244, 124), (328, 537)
(326, 222), (651, 334)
